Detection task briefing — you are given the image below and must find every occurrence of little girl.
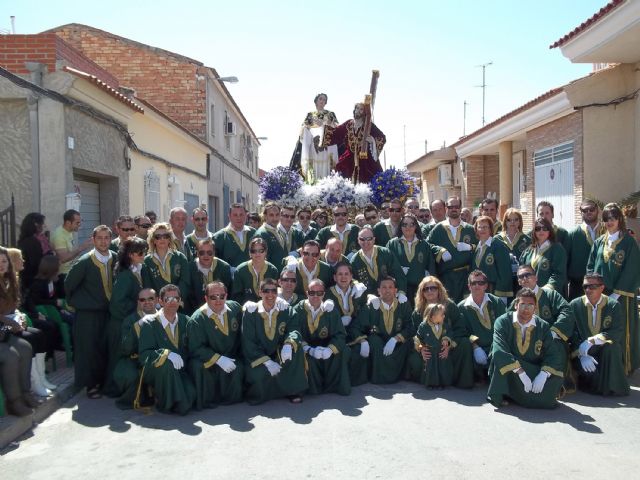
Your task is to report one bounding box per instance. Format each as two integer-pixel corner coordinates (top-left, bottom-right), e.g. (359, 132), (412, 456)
(415, 303), (454, 389)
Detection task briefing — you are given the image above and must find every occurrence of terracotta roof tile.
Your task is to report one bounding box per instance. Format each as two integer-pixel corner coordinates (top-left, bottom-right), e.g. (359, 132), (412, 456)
(549, 0), (625, 49)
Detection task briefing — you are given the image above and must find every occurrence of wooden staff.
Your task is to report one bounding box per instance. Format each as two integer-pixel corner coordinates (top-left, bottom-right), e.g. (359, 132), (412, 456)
(353, 70), (379, 183)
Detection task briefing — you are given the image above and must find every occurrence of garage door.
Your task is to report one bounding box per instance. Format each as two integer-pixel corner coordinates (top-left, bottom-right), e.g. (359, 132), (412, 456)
(74, 178), (100, 244)
(534, 142), (574, 231)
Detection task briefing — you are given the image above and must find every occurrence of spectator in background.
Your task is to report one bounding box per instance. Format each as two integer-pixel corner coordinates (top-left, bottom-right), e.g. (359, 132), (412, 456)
(247, 212), (262, 230)
(50, 209), (93, 284)
(18, 212), (51, 290)
(134, 215), (152, 242)
(144, 211), (157, 225)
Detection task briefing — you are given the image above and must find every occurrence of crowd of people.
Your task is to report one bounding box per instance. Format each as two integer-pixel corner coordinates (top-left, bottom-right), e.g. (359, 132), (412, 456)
(0, 195), (638, 416)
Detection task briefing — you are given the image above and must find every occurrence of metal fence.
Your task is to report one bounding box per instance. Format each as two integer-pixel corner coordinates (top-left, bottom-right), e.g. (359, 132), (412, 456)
(0, 194), (16, 247)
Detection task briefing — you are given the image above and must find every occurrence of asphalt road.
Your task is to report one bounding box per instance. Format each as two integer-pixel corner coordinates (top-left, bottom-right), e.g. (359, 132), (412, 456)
(3, 377), (640, 479)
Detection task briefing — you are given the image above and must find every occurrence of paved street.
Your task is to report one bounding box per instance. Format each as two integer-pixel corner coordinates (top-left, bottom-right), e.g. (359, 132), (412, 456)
(3, 376), (640, 479)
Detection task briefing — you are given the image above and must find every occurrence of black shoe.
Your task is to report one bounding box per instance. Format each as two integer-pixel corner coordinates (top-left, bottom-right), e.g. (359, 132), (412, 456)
(7, 400), (33, 417)
(22, 392), (43, 408)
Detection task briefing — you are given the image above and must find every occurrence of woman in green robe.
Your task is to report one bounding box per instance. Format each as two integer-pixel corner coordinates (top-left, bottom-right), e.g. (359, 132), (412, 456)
(472, 216), (513, 300)
(494, 208), (531, 297)
(231, 238), (279, 304)
(519, 217), (567, 294)
(186, 238), (232, 315)
(587, 203), (640, 374)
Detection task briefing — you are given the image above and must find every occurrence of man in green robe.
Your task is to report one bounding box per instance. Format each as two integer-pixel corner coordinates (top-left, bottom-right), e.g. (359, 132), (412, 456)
(65, 225), (117, 398)
(320, 238), (349, 271)
(109, 215), (136, 253)
(373, 198), (402, 246)
(212, 203), (256, 268)
(254, 202), (291, 269)
(535, 201), (570, 251)
(316, 204), (360, 257)
(284, 240), (333, 296)
(488, 288), (564, 409)
(357, 276), (414, 384)
(186, 239), (232, 314)
(187, 282), (244, 409)
(138, 284), (195, 415)
(184, 207), (214, 261)
(292, 279), (351, 395)
(480, 198), (502, 234)
(427, 197), (477, 303)
(241, 279), (308, 404)
(568, 274), (629, 396)
(113, 288), (157, 409)
(294, 208), (318, 242)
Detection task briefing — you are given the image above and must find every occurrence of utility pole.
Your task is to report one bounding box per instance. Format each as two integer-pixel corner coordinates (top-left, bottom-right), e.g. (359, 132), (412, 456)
(463, 100), (468, 136)
(476, 61), (492, 126)
(403, 124), (406, 165)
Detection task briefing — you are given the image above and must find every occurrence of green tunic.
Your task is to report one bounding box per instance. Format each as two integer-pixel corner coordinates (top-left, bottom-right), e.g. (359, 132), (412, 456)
(427, 220), (477, 303)
(471, 238), (513, 298)
(458, 294), (506, 356)
(65, 250), (116, 390)
(414, 320), (454, 387)
(386, 237), (437, 305)
(212, 225), (256, 268)
(421, 222), (436, 239)
(568, 295), (629, 395)
(241, 303), (308, 404)
(254, 224), (300, 270)
(184, 231), (214, 261)
(587, 231), (640, 373)
(566, 223), (606, 284)
(292, 301), (351, 395)
(508, 287), (573, 342)
(138, 312), (195, 415)
(358, 299), (414, 384)
(278, 292), (304, 307)
(316, 224), (361, 256)
(296, 226), (318, 242)
(113, 310), (146, 409)
(494, 231), (532, 297)
(230, 260), (280, 304)
(292, 259), (333, 296)
(488, 312), (564, 408)
(187, 301), (244, 408)
(519, 242), (567, 294)
(349, 246), (407, 297)
(141, 251), (190, 304)
(373, 220), (399, 247)
(186, 258), (233, 315)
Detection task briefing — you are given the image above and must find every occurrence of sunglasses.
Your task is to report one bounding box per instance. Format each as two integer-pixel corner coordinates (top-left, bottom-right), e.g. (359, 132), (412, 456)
(506, 218), (519, 223)
(580, 206), (597, 214)
(281, 214), (295, 219)
(365, 216), (377, 221)
(518, 303), (535, 310)
(583, 284), (603, 290)
(401, 222), (416, 228)
(163, 296), (181, 303)
(406, 205), (419, 210)
(261, 288), (277, 294)
(280, 278), (296, 283)
(121, 227), (136, 232)
(534, 226), (550, 232)
(469, 280), (487, 286)
(359, 236), (374, 242)
(207, 294), (226, 300)
(307, 290), (325, 297)
(298, 215), (311, 220)
(389, 208), (402, 213)
(422, 285), (438, 292)
(193, 217), (208, 222)
(138, 224), (152, 229)
(138, 296), (155, 302)
(154, 233), (171, 240)
(517, 272), (534, 280)
(334, 212), (348, 217)
(302, 251), (319, 257)
(198, 250), (214, 256)
(250, 249), (265, 254)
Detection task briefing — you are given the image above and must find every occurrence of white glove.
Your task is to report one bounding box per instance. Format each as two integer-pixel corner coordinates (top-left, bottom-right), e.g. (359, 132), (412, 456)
(321, 347), (332, 360)
(442, 250), (452, 262)
(216, 355), (237, 373)
(288, 250), (300, 258)
(578, 340), (592, 357)
(264, 359), (281, 376)
(137, 317), (146, 327)
(397, 292), (408, 304)
(367, 295), (380, 310)
(550, 330), (560, 341)
(281, 344), (293, 362)
(275, 297), (290, 311)
(518, 370), (532, 393)
(230, 266), (237, 279)
(473, 347), (488, 365)
(401, 266), (409, 275)
(243, 301), (258, 313)
(609, 293), (620, 302)
(588, 335), (606, 346)
(360, 340), (370, 358)
(341, 315), (352, 326)
(352, 282), (367, 298)
(346, 251), (356, 261)
(580, 355), (598, 373)
(285, 257), (298, 272)
(456, 242), (472, 252)
(499, 297), (508, 305)
(383, 337), (397, 356)
(424, 270), (430, 278)
(313, 347), (325, 360)
(167, 352), (184, 370)
(531, 371), (548, 394)
(322, 299), (334, 312)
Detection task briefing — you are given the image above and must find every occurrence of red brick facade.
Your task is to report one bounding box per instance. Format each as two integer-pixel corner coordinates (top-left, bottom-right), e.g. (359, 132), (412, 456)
(51, 24), (207, 139)
(462, 155), (498, 209)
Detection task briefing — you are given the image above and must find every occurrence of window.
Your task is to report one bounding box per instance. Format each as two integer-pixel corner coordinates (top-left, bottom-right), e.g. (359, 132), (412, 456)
(144, 169), (160, 215)
(533, 142), (573, 167)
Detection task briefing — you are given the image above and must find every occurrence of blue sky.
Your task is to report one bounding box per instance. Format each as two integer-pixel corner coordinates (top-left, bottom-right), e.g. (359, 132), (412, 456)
(2, 0), (608, 170)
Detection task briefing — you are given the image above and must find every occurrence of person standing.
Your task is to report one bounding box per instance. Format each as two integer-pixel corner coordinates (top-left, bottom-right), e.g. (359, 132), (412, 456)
(284, 240), (332, 296)
(169, 207), (189, 257)
(18, 212), (50, 290)
(254, 202), (289, 269)
(50, 209), (93, 284)
(213, 203), (256, 269)
(471, 216), (513, 302)
(316, 204), (361, 258)
(186, 238), (232, 314)
(109, 216), (136, 253)
(519, 218), (567, 295)
(184, 207), (214, 261)
(480, 198), (501, 234)
(373, 198), (403, 247)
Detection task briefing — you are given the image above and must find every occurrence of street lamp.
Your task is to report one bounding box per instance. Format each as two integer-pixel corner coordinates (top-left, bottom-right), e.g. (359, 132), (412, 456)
(256, 136), (268, 141)
(218, 76), (238, 83)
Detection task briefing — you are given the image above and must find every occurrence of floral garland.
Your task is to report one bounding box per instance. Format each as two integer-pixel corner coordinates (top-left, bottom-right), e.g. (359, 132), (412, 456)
(259, 167), (304, 206)
(369, 167), (420, 206)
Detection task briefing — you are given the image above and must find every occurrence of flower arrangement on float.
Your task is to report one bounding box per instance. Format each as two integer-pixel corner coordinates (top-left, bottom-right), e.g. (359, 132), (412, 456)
(369, 167), (420, 206)
(258, 167), (304, 206)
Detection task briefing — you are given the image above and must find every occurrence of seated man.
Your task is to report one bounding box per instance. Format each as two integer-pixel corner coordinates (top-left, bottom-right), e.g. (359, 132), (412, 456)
(138, 284), (195, 415)
(113, 288), (157, 410)
(188, 281), (243, 409)
(457, 270), (506, 382)
(357, 276), (413, 384)
(278, 269), (303, 307)
(285, 240), (332, 296)
(568, 273), (629, 396)
(292, 279), (351, 396)
(241, 279), (308, 405)
(488, 288), (564, 409)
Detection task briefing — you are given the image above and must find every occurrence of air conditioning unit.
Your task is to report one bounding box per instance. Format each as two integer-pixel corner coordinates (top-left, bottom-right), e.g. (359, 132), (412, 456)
(225, 120), (237, 136)
(437, 164), (453, 186)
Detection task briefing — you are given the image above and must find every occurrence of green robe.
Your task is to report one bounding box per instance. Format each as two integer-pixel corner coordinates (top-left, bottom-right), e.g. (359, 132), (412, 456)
(187, 301), (244, 408)
(292, 301), (351, 395)
(349, 246), (407, 297)
(296, 225), (318, 242)
(254, 224), (298, 270)
(113, 310), (147, 409)
(293, 259), (333, 296)
(230, 260), (280, 304)
(587, 231), (640, 373)
(458, 293), (506, 356)
(241, 304), (308, 404)
(278, 292), (304, 307)
(519, 242), (567, 294)
(373, 220), (399, 247)
(414, 320), (454, 387)
(212, 225), (256, 268)
(357, 299), (414, 384)
(186, 258), (233, 315)
(568, 295), (629, 395)
(138, 312), (195, 415)
(488, 312), (564, 409)
(494, 231), (531, 297)
(184, 231), (214, 262)
(566, 223), (606, 285)
(316, 224), (361, 256)
(508, 287), (573, 342)
(386, 237), (437, 305)
(427, 220), (477, 303)
(65, 250), (116, 390)
(471, 238), (513, 298)
(141, 251), (190, 304)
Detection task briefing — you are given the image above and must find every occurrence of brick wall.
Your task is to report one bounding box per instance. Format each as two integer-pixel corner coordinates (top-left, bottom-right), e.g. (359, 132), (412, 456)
(524, 111), (583, 229)
(483, 155), (499, 200)
(463, 156), (484, 208)
(53, 25), (207, 139)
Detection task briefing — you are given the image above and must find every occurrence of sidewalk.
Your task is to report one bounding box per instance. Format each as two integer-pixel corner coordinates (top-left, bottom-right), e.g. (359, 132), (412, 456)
(0, 351), (78, 450)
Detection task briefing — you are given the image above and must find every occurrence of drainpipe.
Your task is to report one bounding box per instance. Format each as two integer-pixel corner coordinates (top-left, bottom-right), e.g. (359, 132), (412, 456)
(25, 62), (45, 212)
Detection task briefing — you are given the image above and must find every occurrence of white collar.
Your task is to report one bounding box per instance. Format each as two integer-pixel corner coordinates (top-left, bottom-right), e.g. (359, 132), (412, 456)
(229, 224), (250, 234)
(513, 316), (536, 329)
(537, 240), (550, 251)
(196, 258), (213, 275)
(532, 285), (540, 295)
(401, 236), (416, 244)
(478, 237), (493, 247)
(93, 249), (111, 264)
(159, 310), (178, 329)
(464, 293), (489, 311)
(608, 230), (620, 242)
(206, 303), (230, 318)
(381, 300), (393, 310)
(191, 230), (213, 240)
(330, 223), (352, 234)
(277, 224), (291, 234)
(257, 301), (276, 315)
(130, 263), (142, 274)
(587, 296), (604, 310)
(305, 300), (322, 317)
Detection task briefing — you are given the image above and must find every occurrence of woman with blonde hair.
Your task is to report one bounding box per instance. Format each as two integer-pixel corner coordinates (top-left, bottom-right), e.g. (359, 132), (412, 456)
(495, 208), (531, 295)
(406, 276), (473, 388)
